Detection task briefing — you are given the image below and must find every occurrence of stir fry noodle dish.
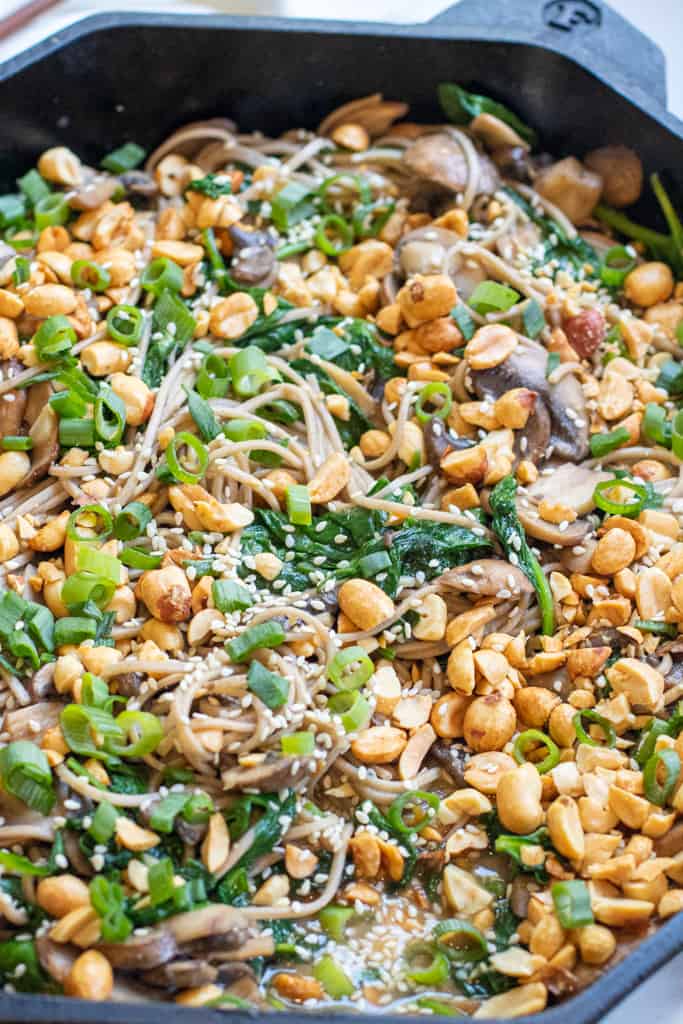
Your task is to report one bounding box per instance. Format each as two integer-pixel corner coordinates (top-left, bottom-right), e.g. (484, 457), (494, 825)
(0, 85), (682, 1016)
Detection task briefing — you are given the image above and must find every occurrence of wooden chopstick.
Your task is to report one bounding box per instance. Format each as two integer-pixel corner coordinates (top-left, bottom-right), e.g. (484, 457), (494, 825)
(0, 0), (62, 43)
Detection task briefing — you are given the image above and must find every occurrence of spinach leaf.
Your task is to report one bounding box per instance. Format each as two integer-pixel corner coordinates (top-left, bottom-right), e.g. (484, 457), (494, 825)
(239, 508), (490, 597)
(455, 964), (516, 1000)
(0, 939), (58, 993)
(109, 764), (149, 795)
(321, 318), (398, 380)
(186, 173), (233, 198)
(489, 475), (554, 635)
(438, 83), (537, 147)
(216, 791), (296, 905)
(495, 827), (552, 883)
(504, 187), (598, 277)
(493, 898), (519, 950)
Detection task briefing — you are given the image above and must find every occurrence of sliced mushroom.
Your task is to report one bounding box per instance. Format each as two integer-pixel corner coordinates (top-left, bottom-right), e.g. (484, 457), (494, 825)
(221, 754), (311, 793)
(22, 404), (59, 488)
(64, 827), (94, 877)
(392, 225), (487, 302)
(24, 381), (52, 426)
(228, 225), (276, 288)
(176, 816), (207, 846)
(429, 740), (468, 787)
(36, 935), (77, 983)
(470, 336), (589, 463)
(490, 145), (535, 183)
(403, 133), (500, 196)
(516, 499), (590, 548)
(654, 820), (683, 857)
(517, 398), (551, 466)
(0, 360), (27, 438)
(424, 419), (473, 465)
(140, 959), (218, 991)
(119, 169), (159, 199)
(510, 876), (540, 918)
(167, 904), (249, 948)
(97, 929), (178, 971)
(145, 119), (237, 173)
(110, 671), (144, 697)
(29, 662), (56, 701)
(68, 172), (119, 211)
(440, 559), (533, 597)
(470, 113), (529, 153)
(527, 463), (611, 516)
(6, 701), (62, 741)
(319, 94), (408, 138)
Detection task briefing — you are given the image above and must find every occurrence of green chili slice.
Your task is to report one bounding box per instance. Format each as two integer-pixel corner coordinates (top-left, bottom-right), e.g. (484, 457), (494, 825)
(643, 749), (681, 806)
(66, 504), (113, 542)
(106, 304), (145, 346)
(165, 431), (208, 484)
(589, 427), (630, 458)
(141, 257), (183, 296)
(71, 259), (111, 292)
(552, 880), (594, 928)
(600, 245), (636, 288)
(34, 193), (69, 229)
(404, 941), (450, 986)
(513, 729), (560, 774)
(327, 646), (373, 690)
(314, 213), (354, 256)
(387, 790), (440, 835)
(593, 478), (647, 517)
(415, 382), (452, 423)
(433, 919), (488, 963)
(327, 691), (372, 732)
(573, 709), (616, 748)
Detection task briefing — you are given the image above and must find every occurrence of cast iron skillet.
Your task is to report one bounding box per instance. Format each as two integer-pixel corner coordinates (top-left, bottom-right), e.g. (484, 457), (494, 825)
(0, 0), (681, 1021)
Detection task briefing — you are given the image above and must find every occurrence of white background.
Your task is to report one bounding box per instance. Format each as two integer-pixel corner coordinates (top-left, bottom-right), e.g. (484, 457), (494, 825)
(0, 0), (681, 1019)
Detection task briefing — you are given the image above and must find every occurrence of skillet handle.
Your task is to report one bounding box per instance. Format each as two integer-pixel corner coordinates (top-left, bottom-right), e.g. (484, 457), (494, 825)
(428, 0), (667, 108)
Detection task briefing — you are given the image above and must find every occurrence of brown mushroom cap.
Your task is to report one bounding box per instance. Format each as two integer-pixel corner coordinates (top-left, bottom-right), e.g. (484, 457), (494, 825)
(470, 336), (589, 463)
(0, 364), (27, 438)
(228, 225), (276, 288)
(68, 171), (119, 211)
(97, 929), (178, 971)
(392, 225), (487, 301)
(440, 559), (533, 597)
(527, 463), (610, 516)
(22, 404), (59, 489)
(403, 133), (500, 195)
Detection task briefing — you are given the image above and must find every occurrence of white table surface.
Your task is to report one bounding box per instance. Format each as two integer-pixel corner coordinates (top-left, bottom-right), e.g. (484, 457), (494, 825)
(0, 0), (682, 1019)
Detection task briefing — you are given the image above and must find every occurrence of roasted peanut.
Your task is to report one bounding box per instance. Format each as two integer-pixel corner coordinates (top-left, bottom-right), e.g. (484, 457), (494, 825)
(497, 762), (544, 834)
(338, 578), (395, 630)
(64, 950), (113, 1001)
(463, 693), (516, 752)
